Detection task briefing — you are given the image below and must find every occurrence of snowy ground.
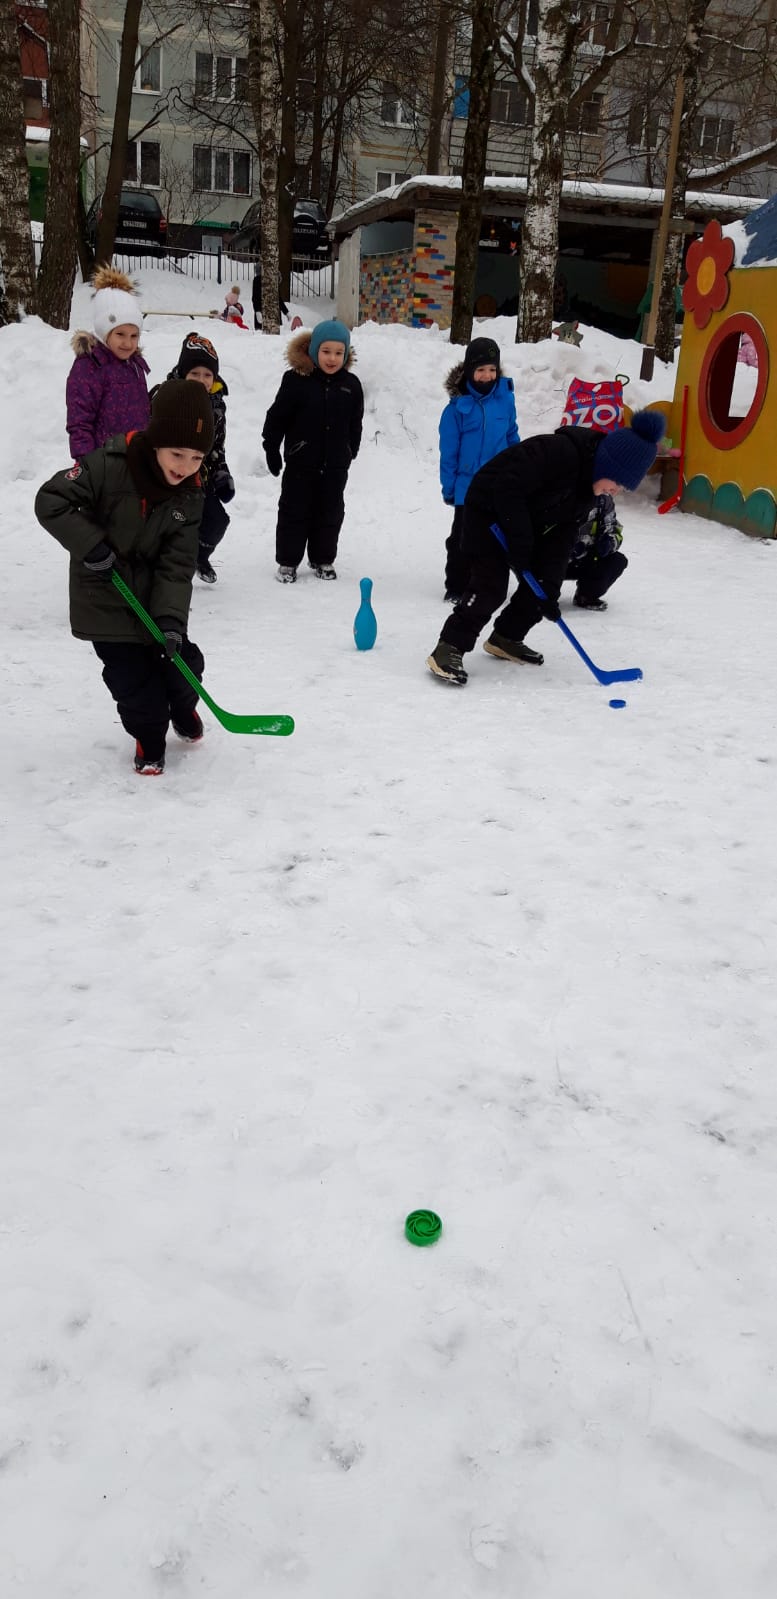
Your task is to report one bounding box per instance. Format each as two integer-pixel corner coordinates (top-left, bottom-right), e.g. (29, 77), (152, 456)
(2, 268), (777, 1598)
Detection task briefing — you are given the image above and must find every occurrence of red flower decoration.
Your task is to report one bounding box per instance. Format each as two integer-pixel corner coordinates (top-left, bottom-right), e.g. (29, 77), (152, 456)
(682, 219), (734, 331)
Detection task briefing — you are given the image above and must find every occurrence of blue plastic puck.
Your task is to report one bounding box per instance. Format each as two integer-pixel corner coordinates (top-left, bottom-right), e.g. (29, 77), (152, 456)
(609, 698), (627, 709)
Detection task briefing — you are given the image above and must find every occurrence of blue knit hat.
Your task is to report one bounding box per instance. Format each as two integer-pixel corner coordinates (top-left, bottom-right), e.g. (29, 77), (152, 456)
(309, 318), (350, 366)
(593, 409), (666, 490)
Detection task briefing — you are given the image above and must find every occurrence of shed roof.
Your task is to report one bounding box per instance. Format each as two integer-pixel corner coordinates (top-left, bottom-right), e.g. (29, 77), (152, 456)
(331, 174), (766, 240)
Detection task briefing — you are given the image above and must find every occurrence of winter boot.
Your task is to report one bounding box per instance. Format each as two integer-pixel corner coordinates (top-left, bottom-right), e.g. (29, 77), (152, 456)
(197, 558), (217, 584)
(574, 590), (607, 611)
(134, 740), (165, 776)
(426, 641), (468, 685)
(172, 709), (204, 743)
(483, 632), (544, 666)
(309, 562), (337, 580)
(276, 565), (297, 584)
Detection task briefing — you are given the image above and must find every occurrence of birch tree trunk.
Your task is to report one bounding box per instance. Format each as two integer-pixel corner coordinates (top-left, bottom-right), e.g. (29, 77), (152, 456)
(517, 0), (577, 343)
(249, 0), (281, 334)
(450, 0), (495, 345)
(95, 0), (142, 266)
(278, 0), (300, 295)
(0, 0), (36, 321)
(37, 0), (81, 328)
(654, 1), (710, 363)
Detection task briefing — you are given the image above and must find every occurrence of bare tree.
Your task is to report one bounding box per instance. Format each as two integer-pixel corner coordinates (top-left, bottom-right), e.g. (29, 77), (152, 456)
(248, 0), (281, 332)
(95, 0), (143, 264)
(450, 0), (496, 344)
(653, 0), (711, 361)
(0, 0), (36, 320)
(37, 0), (81, 328)
(427, 0), (455, 171)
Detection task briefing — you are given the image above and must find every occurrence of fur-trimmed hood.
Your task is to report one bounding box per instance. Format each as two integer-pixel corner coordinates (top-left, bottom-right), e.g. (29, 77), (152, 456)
(285, 329), (356, 376)
(444, 359), (505, 397)
(70, 329), (148, 369)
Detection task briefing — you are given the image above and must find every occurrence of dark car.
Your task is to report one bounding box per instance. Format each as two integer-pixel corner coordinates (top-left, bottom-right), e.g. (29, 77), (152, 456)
(85, 189), (168, 256)
(226, 198), (330, 262)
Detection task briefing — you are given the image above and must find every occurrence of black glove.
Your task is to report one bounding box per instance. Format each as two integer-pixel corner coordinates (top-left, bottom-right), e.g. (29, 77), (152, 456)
(539, 595), (561, 623)
(212, 469), (235, 504)
(155, 616), (183, 658)
(83, 540), (115, 576)
(443, 493), (455, 507)
(265, 446), (282, 478)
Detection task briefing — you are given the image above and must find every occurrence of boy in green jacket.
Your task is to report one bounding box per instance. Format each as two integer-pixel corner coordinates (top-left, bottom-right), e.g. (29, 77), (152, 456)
(35, 379), (214, 775)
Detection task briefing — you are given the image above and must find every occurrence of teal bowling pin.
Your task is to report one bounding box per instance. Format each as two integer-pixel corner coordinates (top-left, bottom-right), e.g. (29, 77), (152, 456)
(353, 577), (377, 650)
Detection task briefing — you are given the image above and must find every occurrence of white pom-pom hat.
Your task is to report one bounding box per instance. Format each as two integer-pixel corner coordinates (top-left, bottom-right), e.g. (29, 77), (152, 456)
(91, 266), (143, 344)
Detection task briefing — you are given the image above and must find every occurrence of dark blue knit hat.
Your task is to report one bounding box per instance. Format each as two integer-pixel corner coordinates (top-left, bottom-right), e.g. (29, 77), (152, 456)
(309, 318), (350, 366)
(593, 409), (666, 490)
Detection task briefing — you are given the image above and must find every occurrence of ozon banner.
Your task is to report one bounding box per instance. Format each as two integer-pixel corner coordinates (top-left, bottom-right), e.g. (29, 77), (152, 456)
(560, 377), (627, 432)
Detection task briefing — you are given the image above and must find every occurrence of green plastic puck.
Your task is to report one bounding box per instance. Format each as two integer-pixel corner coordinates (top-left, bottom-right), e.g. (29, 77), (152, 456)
(405, 1209), (442, 1246)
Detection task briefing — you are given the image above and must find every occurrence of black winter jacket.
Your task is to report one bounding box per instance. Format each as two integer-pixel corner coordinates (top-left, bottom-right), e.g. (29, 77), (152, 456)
(464, 426), (604, 571)
(262, 330), (363, 473)
(35, 435), (202, 643)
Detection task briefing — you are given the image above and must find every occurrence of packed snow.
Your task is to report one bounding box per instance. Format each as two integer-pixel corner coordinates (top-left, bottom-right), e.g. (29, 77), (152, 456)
(2, 262), (776, 1599)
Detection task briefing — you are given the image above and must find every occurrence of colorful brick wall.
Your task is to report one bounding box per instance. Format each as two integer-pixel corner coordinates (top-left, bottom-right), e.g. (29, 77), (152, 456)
(357, 209), (458, 329)
(359, 247), (414, 323)
(411, 210), (457, 329)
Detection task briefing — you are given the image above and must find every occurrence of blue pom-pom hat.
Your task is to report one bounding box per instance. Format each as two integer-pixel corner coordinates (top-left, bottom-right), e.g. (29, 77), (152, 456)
(593, 409), (666, 491)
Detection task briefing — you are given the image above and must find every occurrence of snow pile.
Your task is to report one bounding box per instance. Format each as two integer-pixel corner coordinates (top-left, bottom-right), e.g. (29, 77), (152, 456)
(2, 268), (776, 1598)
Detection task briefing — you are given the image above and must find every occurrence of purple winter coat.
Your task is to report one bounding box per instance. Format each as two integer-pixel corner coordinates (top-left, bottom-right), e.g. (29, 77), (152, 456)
(65, 332), (151, 459)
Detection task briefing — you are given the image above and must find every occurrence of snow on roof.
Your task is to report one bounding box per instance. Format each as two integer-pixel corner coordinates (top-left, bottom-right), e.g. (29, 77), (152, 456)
(723, 190), (777, 268)
(26, 125), (89, 147)
(332, 173), (766, 232)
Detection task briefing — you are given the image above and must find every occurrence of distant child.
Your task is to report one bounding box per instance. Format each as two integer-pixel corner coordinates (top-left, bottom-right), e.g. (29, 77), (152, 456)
(252, 265), (289, 330)
(426, 410), (664, 685)
(439, 336), (519, 601)
(262, 319), (363, 582)
(221, 285), (248, 327)
(35, 379), (215, 775)
(565, 493), (628, 611)
(160, 332), (234, 585)
(66, 266), (150, 460)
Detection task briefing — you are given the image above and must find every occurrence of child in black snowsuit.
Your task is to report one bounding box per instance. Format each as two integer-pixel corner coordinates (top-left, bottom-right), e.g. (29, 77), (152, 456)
(262, 318), (363, 582)
(426, 410), (664, 685)
(565, 493), (628, 611)
(158, 332), (234, 585)
(35, 379), (215, 773)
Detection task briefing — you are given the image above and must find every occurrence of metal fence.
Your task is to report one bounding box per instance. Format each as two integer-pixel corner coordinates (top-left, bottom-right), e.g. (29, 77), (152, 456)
(37, 238), (334, 298)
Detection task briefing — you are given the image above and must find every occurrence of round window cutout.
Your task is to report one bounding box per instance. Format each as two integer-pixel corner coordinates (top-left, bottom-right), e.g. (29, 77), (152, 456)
(698, 313), (769, 451)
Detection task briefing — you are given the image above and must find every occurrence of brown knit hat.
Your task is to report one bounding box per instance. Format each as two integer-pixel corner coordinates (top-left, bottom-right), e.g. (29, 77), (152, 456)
(145, 378), (214, 454)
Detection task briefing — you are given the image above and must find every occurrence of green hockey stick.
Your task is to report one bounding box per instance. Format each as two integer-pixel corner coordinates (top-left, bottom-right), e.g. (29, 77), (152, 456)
(112, 571), (294, 737)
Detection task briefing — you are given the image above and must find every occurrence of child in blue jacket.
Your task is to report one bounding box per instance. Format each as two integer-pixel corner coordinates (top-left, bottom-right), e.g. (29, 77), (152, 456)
(439, 336), (519, 601)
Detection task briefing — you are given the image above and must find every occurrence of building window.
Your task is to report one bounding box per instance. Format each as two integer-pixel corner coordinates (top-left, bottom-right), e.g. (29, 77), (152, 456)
(693, 115), (734, 159)
(375, 170), (410, 191)
(626, 103), (659, 150)
(567, 93), (603, 135)
(136, 43), (161, 93)
(124, 139), (161, 187)
(195, 52), (248, 101)
(23, 77), (47, 119)
(579, 3), (611, 46)
(490, 81), (529, 125)
(526, 0), (539, 35)
(193, 145), (251, 194)
(380, 81), (413, 126)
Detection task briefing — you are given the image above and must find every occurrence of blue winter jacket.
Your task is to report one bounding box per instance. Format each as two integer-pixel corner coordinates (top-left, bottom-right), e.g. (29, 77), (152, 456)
(439, 366), (520, 506)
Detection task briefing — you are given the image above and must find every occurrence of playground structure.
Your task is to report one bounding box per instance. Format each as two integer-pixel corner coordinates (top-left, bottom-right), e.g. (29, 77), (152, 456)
(666, 197), (776, 538)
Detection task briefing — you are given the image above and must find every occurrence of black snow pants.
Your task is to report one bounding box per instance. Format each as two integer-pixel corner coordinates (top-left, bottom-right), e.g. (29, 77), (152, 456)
(93, 637), (205, 760)
(566, 547), (628, 601)
(440, 505), (579, 655)
(198, 490), (230, 566)
(444, 505), (470, 596)
(275, 463), (349, 568)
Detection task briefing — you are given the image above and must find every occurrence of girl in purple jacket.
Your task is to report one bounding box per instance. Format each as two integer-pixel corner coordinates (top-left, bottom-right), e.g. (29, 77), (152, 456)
(66, 266), (151, 460)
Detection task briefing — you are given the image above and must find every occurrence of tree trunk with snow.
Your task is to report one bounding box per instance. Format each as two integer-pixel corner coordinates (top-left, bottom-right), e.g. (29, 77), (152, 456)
(517, 0), (577, 344)
(450, 0), (496, 346)
(655, 2), (710, 363)
(0, 0), (36, 321)
(248, 0), (281, 334)
(95, 0), (142, 267)
(37, 0), (81, 329)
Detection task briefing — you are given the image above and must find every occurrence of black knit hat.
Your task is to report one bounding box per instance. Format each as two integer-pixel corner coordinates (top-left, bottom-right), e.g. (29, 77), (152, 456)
(177, 331), (219, 380)
(145, 379), (214, 454)
(464, 337), (500, 379)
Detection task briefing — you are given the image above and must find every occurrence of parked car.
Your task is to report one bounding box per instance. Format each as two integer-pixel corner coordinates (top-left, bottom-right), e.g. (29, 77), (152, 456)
(226, 198), (330, 262)
(85, 189), (168, 256)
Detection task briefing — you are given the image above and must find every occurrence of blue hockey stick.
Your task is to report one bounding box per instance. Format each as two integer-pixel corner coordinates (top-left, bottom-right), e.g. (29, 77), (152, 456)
(489, 525), (643, 687)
